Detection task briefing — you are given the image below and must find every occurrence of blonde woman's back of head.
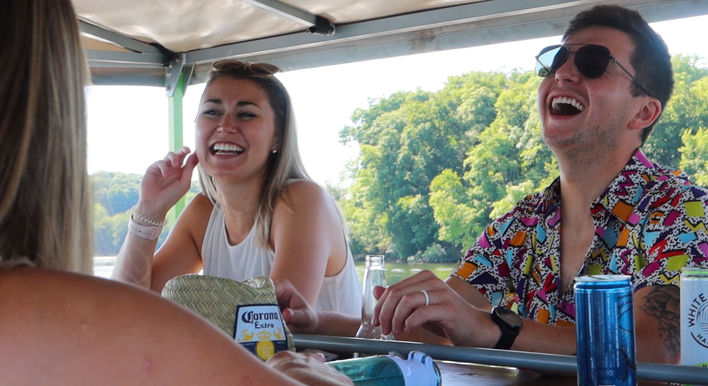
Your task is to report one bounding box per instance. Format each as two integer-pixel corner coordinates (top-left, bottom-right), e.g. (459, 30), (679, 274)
(0, 0), (92, 273)
(0, 6), (351, 384)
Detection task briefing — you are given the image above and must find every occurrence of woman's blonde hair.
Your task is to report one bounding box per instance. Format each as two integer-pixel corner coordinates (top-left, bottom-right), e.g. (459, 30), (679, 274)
(197, 61), (311, 248)
(0, 0), (92, 273)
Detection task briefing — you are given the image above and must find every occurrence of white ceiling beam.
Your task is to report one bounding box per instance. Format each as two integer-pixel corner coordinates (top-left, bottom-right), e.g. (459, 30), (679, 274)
(184, 0), (708, 73)
(86, 0), (708, 86)
(242, 0), (334, 34)
(79, 20), (165, 55)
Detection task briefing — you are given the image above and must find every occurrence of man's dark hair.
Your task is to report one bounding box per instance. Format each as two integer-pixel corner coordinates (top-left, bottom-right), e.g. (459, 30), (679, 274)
(563, 4), (674, 143)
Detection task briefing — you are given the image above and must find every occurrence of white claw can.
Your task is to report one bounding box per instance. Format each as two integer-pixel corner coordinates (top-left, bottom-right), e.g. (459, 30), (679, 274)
(681, 268), (708, 367)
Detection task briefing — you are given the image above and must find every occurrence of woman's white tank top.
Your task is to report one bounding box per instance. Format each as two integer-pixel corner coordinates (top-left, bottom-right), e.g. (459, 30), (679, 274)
(202, 203), (362, 315)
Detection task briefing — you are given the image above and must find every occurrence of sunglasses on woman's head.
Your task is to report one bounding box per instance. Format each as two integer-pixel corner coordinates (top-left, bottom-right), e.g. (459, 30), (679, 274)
(212, 60), (281, 76)
(535, 44), (653, 97)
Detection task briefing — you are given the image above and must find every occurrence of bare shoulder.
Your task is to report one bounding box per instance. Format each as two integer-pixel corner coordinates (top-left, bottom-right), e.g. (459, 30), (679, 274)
(180, 192), (214, 221)
(271, 180), (343, 246)
(276, 180), (333, 212)
(0, 268), (285, 384)
(0, 267), (195, 336)
(170, 192), (214, 246)
(281, 180), (328, 201)
(152, 193), (213, 260)
(187, 191), (214, 209)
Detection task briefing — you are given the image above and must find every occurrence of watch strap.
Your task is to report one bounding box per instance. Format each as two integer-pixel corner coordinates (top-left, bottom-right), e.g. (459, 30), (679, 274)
(129, 216), (163, 240)
(493, 326), (517, 350)
(491, 307), (521, 350)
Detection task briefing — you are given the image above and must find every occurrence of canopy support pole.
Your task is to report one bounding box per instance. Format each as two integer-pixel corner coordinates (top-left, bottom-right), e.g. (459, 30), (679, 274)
(167, 73), (186, 224)
(293, 335), (708, 384)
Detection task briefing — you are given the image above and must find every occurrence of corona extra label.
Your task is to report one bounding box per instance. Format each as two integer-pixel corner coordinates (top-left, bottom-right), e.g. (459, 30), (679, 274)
(234, 304), (288, 360)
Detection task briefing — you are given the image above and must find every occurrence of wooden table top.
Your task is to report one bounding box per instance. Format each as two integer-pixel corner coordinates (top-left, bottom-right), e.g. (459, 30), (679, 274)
(437, 361), (576, 386)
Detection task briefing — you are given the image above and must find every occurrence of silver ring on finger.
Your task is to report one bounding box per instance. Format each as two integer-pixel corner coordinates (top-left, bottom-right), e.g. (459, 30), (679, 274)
(420, 289), (430, 306)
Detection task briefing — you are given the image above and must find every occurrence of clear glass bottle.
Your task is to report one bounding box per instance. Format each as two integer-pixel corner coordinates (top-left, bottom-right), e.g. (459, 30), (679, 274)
(355, 255), (392, 341)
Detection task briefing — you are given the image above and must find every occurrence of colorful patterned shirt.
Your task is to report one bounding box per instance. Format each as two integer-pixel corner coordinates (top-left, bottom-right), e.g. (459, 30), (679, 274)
(452, 149), (708, 326)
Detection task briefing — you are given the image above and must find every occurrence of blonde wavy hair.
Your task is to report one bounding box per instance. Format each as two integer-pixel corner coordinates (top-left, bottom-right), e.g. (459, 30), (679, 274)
(0, 0), (92, 273)
(197, 61), (312, 249)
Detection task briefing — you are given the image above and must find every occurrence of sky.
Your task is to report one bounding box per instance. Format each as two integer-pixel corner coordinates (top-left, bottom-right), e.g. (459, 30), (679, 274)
(86, 14), (708, 187)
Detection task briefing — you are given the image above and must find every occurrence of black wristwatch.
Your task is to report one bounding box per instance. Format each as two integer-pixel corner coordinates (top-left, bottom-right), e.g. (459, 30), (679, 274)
(490, 306), (523, 349)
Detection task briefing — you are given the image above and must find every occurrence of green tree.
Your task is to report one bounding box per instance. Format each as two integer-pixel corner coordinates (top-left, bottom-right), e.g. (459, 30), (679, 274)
(93, 203), (131, 256)
(341, 160), (392, 257)
(341, 89), (472, 258)
(680, 127), (708, 186)
(90, 172), (197, 256)
(339, 56), (706, 262)
(92, 172), (142, 215)
(644, 55), (708, 168)
(449, 73), (552, 239)
(429, 169), (477, 251)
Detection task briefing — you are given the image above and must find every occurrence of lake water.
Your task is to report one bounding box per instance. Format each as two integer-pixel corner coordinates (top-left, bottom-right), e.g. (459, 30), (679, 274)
(93, 256), (117, 278)
(93, 256), (455, 284)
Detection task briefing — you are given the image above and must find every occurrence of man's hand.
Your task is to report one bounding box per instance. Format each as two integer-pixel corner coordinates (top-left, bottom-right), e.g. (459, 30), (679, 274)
(372, 270), (498, 347)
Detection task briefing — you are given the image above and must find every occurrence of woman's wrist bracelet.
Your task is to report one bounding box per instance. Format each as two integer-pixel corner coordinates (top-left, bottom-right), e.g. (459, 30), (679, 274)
(128, 216), (163, 240)
(132, 211), (165, 227)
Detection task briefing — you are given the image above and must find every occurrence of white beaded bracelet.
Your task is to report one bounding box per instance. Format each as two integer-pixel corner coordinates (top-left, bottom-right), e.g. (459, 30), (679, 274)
(132, 212), (165, 227)
(128, 216), (163, 240)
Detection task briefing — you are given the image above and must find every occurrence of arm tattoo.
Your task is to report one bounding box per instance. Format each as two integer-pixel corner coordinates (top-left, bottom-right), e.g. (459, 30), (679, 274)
(639, 285), (680, 360)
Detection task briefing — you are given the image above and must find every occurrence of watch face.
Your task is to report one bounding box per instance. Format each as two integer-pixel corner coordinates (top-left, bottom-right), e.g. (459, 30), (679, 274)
(495, 307), (523, 329)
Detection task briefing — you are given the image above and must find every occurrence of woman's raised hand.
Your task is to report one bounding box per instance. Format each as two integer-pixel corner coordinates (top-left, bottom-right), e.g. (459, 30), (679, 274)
(137, 146), (199, 220)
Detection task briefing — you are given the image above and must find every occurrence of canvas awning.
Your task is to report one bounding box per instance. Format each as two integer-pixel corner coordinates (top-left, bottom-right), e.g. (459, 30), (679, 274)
(75, 0), (708, 93)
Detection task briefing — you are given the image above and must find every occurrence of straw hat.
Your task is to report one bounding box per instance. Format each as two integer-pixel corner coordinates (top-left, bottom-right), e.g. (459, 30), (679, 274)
(161, 274), (295, 354)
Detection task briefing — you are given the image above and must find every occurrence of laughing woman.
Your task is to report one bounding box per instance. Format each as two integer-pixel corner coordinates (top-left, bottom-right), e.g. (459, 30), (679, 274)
(113, 62), (361, 315)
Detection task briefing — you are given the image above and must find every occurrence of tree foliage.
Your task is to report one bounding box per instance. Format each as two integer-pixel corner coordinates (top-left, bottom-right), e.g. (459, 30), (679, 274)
(91, 173), (200, 256)
(92, 172), (142, 216)
(339, 56), (708, 261)
(644, 55), (708, 167)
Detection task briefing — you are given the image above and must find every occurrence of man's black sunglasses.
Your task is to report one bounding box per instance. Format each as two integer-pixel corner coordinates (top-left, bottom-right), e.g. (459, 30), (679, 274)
(535, 44), (653, 97)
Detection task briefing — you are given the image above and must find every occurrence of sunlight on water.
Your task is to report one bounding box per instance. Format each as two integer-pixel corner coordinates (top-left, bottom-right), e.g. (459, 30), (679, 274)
(356, 263), (454, 284)
(93, 256), (116, 278)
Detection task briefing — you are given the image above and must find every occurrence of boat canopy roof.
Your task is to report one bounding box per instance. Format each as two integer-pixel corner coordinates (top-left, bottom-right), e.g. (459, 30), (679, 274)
(75, 0), (708, 93)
